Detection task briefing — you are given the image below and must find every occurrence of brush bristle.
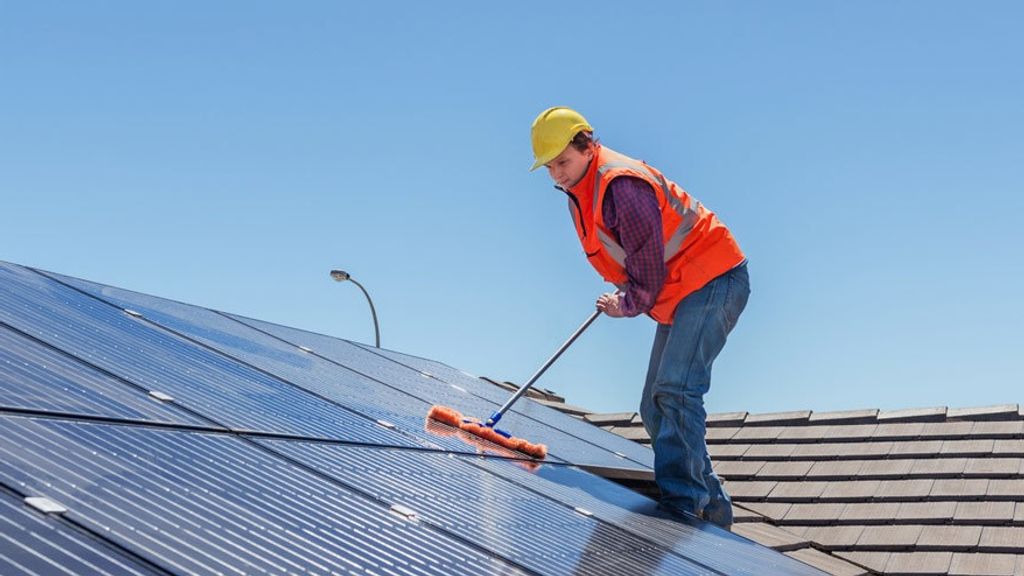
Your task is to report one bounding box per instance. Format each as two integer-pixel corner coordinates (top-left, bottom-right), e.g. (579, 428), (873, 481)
(459, 422), (547, 460)
(525, 442), (548, 459)
(427, 405), (463, 427)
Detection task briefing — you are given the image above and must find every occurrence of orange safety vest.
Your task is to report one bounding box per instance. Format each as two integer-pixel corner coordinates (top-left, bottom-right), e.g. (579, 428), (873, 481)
(565, 145), (746, 324)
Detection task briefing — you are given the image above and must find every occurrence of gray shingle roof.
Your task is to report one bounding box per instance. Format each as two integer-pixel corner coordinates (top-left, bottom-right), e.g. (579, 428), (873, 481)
(526, 395), (1024, 576)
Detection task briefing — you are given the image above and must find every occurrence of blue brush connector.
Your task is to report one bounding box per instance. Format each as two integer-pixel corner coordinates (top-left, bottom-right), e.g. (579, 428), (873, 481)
(485, 411), (503, 428)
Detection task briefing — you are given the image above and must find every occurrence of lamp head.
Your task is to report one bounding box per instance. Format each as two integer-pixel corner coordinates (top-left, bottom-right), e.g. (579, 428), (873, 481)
(329, 269), (350, 282)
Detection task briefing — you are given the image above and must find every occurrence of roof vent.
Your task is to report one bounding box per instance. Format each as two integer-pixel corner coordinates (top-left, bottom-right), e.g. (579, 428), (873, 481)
(613, 452), (626, 459)
(574, 507), (593, 517)
(298, 346), (313, 353)
(124, 309), (143, 318)
(419, 372), (433, 379)
(149, 391), (174, 402)
(389, 503), (418, 520)
(450, 384), (466, 393)
(25, 497), (67, 515)
(376, 420), (396, 429)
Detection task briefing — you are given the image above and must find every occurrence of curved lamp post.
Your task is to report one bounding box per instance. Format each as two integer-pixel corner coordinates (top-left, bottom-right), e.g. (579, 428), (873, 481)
(329, 269), (380, 348)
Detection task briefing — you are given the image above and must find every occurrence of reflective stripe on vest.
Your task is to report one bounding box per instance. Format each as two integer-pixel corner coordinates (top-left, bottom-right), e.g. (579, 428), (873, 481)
(591, 161), (700, 267)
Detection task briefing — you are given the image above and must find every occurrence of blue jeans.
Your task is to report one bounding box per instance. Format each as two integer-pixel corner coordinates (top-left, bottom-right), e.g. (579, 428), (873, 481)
(640, 263), (749, 527)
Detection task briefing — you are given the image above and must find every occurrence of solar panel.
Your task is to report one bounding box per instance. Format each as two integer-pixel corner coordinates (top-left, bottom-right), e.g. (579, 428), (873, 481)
(229, 312), (655, 469)
(0, 262), (416, 447)
(36, 270), (564, 461)
(0, 324), (208, 426)
(0, 414), (533, 576)
(0, 259), (827, 576)
(260, 439), (825, 576)
(43, 267), (648, 470)
(466, 456), (824, 576)
(232, 312), (652, 467)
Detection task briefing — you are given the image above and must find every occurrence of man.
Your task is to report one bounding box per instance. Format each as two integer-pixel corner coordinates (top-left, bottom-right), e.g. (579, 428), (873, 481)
(530, 106), (750, 528)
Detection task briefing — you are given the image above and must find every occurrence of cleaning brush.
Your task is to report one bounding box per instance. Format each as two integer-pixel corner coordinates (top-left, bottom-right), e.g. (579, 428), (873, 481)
(427, 405), (548, 459)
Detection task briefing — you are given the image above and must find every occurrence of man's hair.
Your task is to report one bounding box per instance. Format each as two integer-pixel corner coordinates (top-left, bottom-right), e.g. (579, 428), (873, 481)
(569, 131), (598, 152)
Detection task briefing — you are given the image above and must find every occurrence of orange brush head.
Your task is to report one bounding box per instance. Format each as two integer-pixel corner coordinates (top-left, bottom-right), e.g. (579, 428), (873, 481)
(423, 419), (542, 471)
(426, 405), (547, 460)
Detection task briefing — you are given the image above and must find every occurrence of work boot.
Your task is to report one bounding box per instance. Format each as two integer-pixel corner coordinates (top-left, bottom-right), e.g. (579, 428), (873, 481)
(701, 509), (732, 531)
(701, 497), (734, 530)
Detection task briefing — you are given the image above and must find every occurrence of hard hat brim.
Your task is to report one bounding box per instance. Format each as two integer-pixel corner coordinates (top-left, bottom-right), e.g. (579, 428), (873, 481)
(528, 144), (567, 172)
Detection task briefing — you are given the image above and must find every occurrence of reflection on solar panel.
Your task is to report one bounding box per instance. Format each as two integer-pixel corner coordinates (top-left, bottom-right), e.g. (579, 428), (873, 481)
(0, 260), (825, 576)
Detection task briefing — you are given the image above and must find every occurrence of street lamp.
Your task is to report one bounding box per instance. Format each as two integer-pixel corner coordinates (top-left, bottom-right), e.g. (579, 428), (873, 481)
(329, 269), (380, 348)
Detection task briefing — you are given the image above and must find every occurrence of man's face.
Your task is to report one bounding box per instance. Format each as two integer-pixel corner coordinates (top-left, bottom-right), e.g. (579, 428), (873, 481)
(545, 144), (594, 189)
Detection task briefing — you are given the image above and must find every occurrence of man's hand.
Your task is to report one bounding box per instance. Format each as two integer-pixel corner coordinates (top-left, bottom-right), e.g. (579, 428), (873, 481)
(596, 292), (625, 318)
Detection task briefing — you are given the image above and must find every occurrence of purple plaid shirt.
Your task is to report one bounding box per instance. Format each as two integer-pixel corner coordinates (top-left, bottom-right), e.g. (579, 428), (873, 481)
(602, 177), (666, 317)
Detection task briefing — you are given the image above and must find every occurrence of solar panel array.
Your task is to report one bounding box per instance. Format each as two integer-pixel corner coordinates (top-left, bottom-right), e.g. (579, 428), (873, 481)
(0, 260), (825, 575)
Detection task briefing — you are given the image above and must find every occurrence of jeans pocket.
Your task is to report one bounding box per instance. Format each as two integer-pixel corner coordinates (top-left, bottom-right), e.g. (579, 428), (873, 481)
(724, 268), (750, 331)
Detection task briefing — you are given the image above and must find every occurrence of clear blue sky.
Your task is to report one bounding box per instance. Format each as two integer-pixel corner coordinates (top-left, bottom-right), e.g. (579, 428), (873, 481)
(3, 2), (1022, 416)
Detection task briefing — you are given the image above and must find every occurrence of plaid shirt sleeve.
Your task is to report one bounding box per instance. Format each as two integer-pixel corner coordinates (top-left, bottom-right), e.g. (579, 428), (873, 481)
(602, 176), (666, 318)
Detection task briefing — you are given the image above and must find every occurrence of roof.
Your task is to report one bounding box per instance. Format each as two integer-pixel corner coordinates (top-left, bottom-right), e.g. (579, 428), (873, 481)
(0, 259), (825, 576)
(534, 399), (1024, 576)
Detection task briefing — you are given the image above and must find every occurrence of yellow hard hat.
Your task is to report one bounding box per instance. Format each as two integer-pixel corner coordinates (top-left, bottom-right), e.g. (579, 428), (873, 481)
(529, 106), (593, 171)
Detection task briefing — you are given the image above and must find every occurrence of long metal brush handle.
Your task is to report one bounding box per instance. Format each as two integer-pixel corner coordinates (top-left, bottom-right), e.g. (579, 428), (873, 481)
(485, 309), (601, 427)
